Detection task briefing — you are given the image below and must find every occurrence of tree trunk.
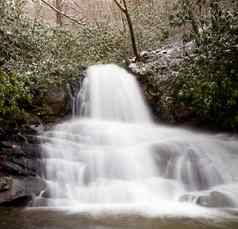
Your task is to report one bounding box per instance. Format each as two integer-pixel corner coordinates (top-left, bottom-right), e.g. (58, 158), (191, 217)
(113, 0), (140, 60)
(55, 0), (63, 26)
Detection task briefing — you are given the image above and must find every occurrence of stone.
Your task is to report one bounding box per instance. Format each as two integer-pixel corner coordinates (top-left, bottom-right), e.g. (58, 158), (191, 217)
(21, 144), (42, 159)
(0, 195), (32, 207)
(45, 85), (67, 116)
(0, 141), (42, 176)
(0, 177), (12, 192)
(0, 176), (46, 206)
(0, 161), (28, 176)
(179, 191), (236, 208)
(174, 105), (194, 122)
(197, 191), (235, 208)
(128, 41), (195, 124)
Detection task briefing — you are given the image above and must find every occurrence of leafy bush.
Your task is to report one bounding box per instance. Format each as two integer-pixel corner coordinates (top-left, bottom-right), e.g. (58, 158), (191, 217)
(129, 1), (174, 51)
(0, 70), (31, 116)
(173, 0), (238, 130)
(0, 1), (128, 122)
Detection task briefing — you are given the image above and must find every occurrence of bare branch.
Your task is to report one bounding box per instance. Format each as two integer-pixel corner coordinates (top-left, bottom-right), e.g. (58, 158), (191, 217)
(40, 0), (86, 26)
(112, 0), (126, 13)
(71, 0), (82, 11)
(122, 0), (128, 11)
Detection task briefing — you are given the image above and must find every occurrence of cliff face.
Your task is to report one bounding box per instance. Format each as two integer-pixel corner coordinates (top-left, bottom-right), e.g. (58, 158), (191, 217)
(0, 125), (44, 206)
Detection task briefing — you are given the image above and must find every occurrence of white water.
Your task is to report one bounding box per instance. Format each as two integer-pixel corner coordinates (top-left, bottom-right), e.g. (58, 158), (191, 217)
(41, 64), (238, 217)
(74, 64), (151, 122)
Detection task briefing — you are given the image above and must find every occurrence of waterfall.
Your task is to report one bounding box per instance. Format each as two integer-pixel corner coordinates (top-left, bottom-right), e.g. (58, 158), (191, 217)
(74, 64), (151, 122)
(40, 64), (238, 212)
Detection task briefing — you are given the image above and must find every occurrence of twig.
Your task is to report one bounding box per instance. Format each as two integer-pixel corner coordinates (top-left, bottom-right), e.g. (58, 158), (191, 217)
(40, 0), (86, 26)
(113, 0), (126, 13)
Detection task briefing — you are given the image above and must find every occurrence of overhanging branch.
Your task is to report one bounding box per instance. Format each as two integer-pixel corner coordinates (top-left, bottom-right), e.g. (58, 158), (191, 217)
(113, 0), (126, 13)
(40, 0), (86, 26)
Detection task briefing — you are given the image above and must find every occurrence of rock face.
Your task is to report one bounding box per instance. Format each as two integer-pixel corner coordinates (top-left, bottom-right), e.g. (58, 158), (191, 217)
(0, 176), (46, 206)
(128, 41), (194, 123)
(45, 85), (67, 116)
(0, 125), (45, 206)
(0, 75), (85, 206)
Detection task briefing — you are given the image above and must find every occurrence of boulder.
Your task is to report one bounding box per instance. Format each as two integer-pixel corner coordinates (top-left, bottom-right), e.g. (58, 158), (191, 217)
(0, 177), (11, 192)
(179, 191), (236, 208)
(197, 191), (235, 208)
(0, 176), (46, 207)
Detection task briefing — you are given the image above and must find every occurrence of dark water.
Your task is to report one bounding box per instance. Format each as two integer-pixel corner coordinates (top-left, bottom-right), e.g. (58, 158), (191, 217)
(1, 208), (238, 229)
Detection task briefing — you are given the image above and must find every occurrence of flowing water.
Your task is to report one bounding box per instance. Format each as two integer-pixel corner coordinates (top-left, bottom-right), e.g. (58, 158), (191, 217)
(29, 64), (238, 228)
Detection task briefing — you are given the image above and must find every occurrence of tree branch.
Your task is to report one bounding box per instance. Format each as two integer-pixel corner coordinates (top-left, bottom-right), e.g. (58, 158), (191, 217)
(40, 0), (86, 26)
(113, 0), (126, 13)
(71, 0), (82, 11)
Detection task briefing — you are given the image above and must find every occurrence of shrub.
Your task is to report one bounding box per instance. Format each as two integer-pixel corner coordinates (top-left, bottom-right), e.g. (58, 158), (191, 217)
(173, 0), (238, 130)
(0, 2), (127, 121)
(0, 70), (31, 117)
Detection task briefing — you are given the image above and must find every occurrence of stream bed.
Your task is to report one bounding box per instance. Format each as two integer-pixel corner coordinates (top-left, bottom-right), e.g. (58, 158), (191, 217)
(1, 207), (238, 229)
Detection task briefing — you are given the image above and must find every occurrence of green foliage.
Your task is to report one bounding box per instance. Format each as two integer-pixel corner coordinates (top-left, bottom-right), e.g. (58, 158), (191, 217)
(129, 1), (173, 51)
(75, 26), (127, 64)
(173, 0), (238, 129)
(0, 2), (127, 120)
(0, 69), (31, 116)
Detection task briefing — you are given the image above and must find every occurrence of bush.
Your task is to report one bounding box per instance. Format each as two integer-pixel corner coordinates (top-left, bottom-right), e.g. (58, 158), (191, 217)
(0, 70), (31, 117)
(174, 0), (238, 130)
(0, 2), (128, 121)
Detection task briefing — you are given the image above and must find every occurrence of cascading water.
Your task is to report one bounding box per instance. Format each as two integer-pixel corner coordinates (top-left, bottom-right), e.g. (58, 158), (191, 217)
(74, 64), (152, 122)
(40, 64), (238, 216)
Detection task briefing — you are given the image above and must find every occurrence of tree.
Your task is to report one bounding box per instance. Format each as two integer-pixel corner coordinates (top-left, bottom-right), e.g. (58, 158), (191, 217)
(55, 0), (63, 26)
(40, 0), (86, 27)
(113, 0), (140, 60)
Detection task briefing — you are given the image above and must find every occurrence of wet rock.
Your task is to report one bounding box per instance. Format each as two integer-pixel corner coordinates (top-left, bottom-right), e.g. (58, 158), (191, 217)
(21, 144), (42, 159)
(0, 145), (25, 157)
(179, 191), (236, 208)
(9, 158), (41, 175)
(45, 85), (67, 116)
(41, 189), (50, 198)
(0, 161), (28, 176)
(41, 188), (68, 199)
(128, 41), (195, 123)
(174, 105), (194, 123)
(0, 177), (12, 192)
(179, 193), (198, 203)
(197, 191), (235, 208)
(0, 195), (32, 207)
(1, 141), (20, 149)
(0, 176), (46, 206)
(0, 109), (45, 207)
(0, 141), (42, 176)
(177, 149), (223, 191)
(32, 197), (48, 207)
(0, 157), (41, 177)
(151, 142), (180, 176)
(152, 142), (223, 191)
